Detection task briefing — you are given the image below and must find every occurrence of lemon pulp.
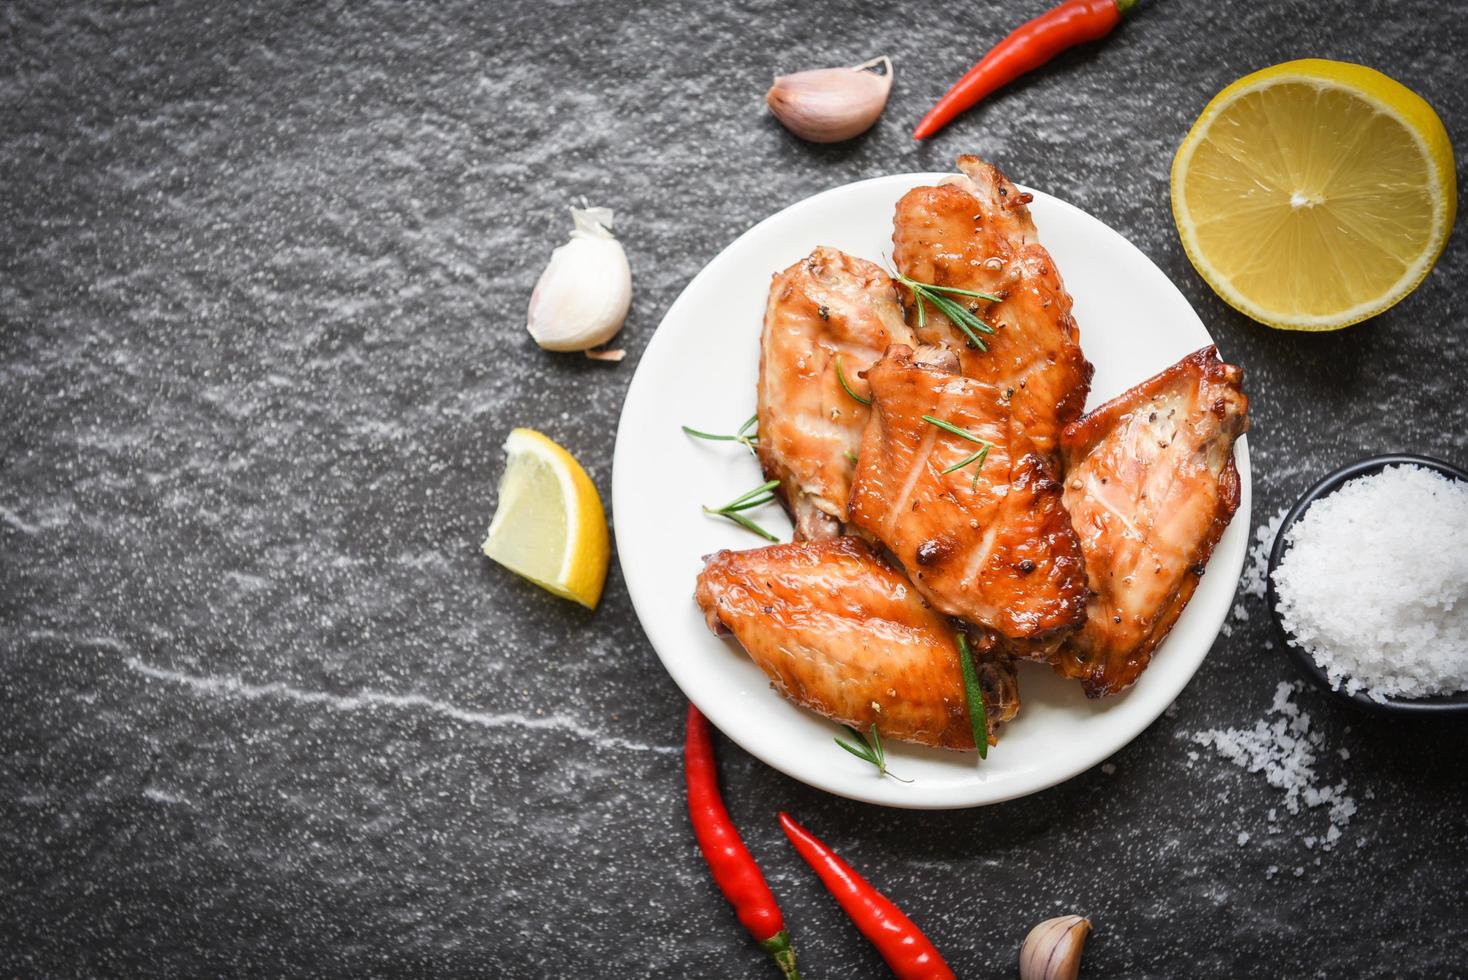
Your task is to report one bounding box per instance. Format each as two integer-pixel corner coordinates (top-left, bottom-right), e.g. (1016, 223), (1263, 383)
(1172, 60), (1455, 330)
(483, 428), (609, 610)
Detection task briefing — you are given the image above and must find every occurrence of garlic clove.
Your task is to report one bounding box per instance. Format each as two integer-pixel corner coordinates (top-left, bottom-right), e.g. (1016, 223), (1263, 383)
(766, 56), (893, 143)
(527, 206), (632, 354)
(1019, 915), (1090, 980)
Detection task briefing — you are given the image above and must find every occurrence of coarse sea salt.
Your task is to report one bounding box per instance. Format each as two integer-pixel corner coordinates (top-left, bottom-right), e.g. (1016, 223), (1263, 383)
(1271, 464), (1468, 701)
(1239, 505), (1289, 605)
(1191, 681), (1355, 851)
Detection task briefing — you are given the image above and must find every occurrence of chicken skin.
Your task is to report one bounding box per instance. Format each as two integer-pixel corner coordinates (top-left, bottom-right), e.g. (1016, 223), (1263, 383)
(1056, 347), (1249, 697)
(891, 155), (1092, 463)
(847, 345), (1088, 644)
(695, 536), (1020, 749)
(757, 248), (916, 540)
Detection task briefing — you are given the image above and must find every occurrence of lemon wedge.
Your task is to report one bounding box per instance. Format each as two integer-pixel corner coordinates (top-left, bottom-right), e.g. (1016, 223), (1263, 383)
(482, 428), (609, 610)
(1171, 59), (1455, 330)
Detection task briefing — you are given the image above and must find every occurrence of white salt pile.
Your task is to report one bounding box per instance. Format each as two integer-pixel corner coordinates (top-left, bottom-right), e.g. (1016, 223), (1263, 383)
(1192, 681), (1356, 850)
(1271, 464), (1468, 701)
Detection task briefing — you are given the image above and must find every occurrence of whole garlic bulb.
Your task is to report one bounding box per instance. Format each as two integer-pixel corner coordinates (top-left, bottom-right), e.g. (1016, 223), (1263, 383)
(1019, 915), (1090, 980)
(766, 56), (893, 143)
(526, 206), (631, 356)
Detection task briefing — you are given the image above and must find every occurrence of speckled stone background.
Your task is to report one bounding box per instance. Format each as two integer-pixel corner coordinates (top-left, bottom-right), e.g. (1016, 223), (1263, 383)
(3, 0), (1465, 976)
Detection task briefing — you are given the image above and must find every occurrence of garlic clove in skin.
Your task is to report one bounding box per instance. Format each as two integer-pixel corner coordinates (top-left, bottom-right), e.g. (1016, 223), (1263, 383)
(1019, 915), (1090, 980)
(766, 56), (893, 143)
(526, 206), (632, 355)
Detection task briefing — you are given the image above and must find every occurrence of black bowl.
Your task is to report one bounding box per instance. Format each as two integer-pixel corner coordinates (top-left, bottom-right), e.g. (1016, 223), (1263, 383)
(1265, 453), (1468, 718)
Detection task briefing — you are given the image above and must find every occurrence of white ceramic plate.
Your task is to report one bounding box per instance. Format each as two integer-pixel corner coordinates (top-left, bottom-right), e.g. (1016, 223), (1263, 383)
(612, 173), (1250, 809)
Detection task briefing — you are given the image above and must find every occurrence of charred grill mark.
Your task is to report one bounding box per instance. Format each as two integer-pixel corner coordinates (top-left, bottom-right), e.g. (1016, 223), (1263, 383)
(915, 537), (953, 566)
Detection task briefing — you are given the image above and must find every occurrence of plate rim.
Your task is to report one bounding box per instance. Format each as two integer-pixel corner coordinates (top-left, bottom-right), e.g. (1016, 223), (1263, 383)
(612, 171), (1251, 809)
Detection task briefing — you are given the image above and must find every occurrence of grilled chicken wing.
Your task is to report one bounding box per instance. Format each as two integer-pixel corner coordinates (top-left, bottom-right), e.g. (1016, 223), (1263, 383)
(1056, 347), (1249, 697)
(757, 248), (916, 540)
(694, 536), (1020, 749)
(891, 155), (1091, 462)
(847, 344), (1088, 642)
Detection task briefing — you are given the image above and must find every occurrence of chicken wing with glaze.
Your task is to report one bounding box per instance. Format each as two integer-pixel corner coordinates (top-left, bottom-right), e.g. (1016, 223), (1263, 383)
(694, 536), (1019, 749)
(757, 248), (916, 540)
(1056, 346), (1249, 697)
(891, 155), (1092, 463)
(847, 344), (1088, 644)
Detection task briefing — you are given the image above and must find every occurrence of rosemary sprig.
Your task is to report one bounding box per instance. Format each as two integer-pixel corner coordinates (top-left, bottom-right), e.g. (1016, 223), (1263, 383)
(834, 355), (871, 407)
(896, 273), (998, 351)
(922, 414), (987, 444)
(834, 723), (912, 782)
(922, 415), (994, 490)
(956, 634), (989, 760)
(683, 413), (759, 454)
(703, 478), (781, 541)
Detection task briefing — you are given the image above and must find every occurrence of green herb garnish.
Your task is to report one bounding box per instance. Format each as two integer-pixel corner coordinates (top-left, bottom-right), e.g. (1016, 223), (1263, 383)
(921, 415), (994, 489)
(835, 723), (912, 782)
(703, 478), (781, 541)
(834, 355), (871, 406)
(956, 633), (989, 760)
(683, 413), (759, 454)
(897, 273), (999, 351)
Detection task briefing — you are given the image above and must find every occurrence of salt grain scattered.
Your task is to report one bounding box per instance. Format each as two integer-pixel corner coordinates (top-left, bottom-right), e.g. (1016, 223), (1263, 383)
(1191, 681), (1355, 851)
(1272, 465), (1468, 701)
(1239, 505), (1289, 603)
(1236, 831), (1250, 846)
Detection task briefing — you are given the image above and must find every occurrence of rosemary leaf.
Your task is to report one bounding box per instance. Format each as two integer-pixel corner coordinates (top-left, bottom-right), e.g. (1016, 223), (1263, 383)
(714, 494), (776, 513)
(703, 478), (782, 541)
(921, 282), (1001, 302)
(682, 425), (741, 441)
(896, 272), (1000, 304)
(941, 446), (990, 475)
(922, 415), (990, 445)
(922, 290), (993, 351)
(683, 414), (760, 452)
(833, 730), (874, 762)
(869, 723), (886, 770)
(970, 445), (990, 490)
(714, 479), (781, 511)
(836, 724), (911, 782)
(835, 355), (871, 406)
(896, 273), (997, 351)
(718, 510), (779, 542)
(957, 634), (989, 760)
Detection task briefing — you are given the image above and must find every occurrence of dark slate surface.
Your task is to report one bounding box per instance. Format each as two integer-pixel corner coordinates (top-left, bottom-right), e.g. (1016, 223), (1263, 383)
(3, 0), (1465, 976)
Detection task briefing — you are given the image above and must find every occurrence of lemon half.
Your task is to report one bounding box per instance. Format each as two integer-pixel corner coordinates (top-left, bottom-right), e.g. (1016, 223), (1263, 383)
(482, 428), (609, 610)
(1172, 59), (1455, 330)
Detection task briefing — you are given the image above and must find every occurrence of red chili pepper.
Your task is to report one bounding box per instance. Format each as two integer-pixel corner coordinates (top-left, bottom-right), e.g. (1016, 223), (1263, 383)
(778, 812), (956, 980)
(685, 704), (799, 979)
(913, 0), (1137, 140)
